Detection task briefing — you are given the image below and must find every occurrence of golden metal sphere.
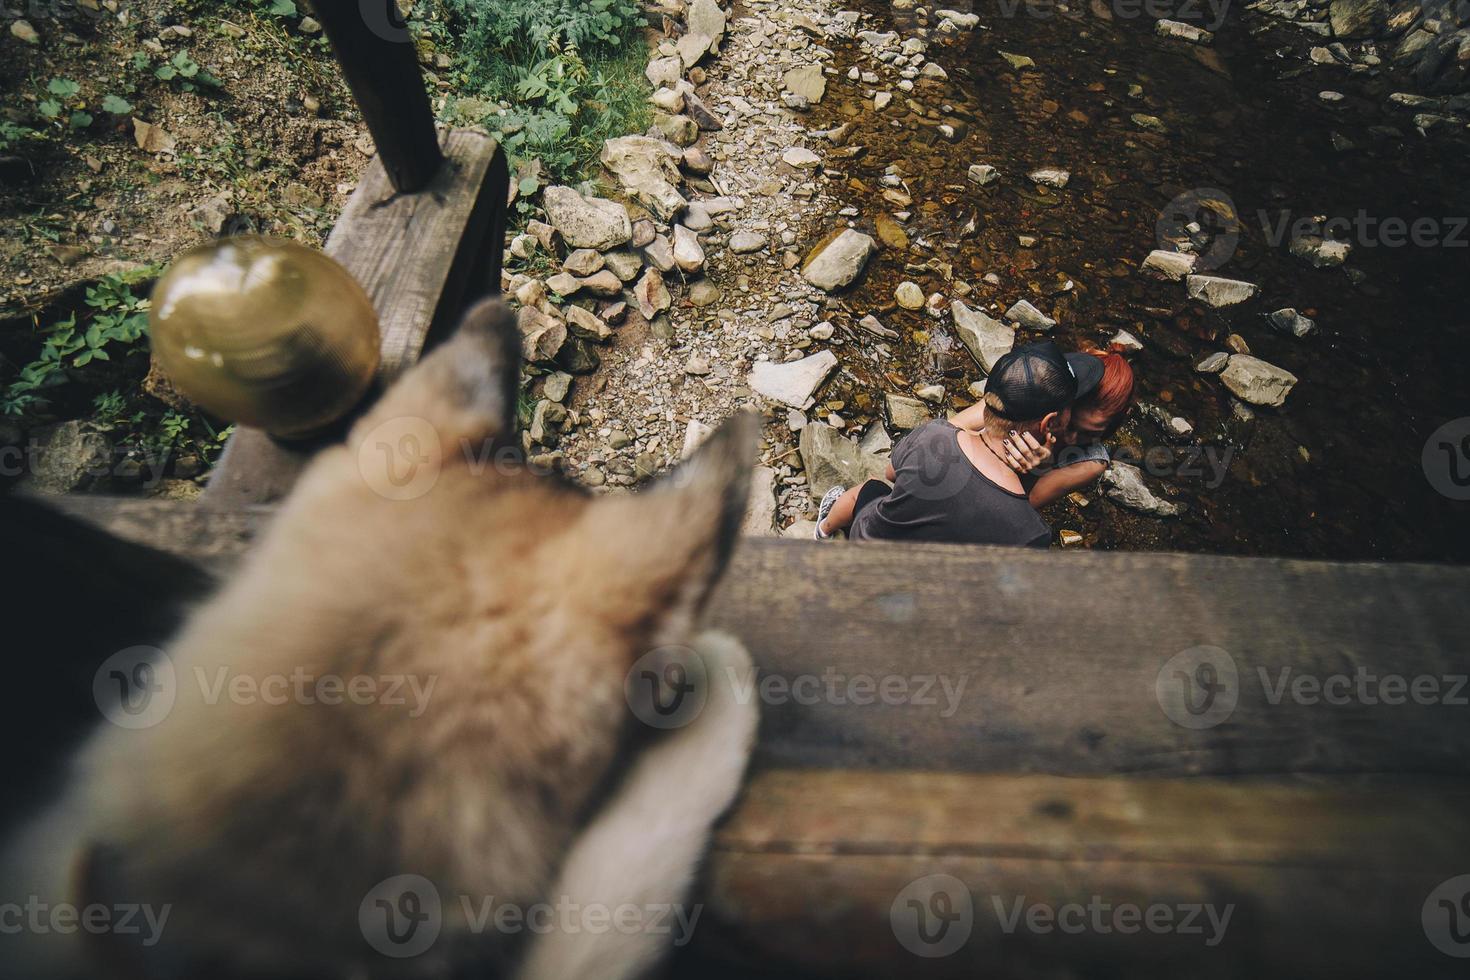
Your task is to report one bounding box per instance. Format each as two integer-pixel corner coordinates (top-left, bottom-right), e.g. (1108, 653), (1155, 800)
(149, 236), (381, 439)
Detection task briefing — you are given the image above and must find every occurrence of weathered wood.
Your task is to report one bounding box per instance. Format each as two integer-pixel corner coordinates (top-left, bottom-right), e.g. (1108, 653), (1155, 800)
(682, 769), (1470, 978)
(313, 0), (443, 192)
(42, 497), (1470, 777)
(205, 131), (508, 507)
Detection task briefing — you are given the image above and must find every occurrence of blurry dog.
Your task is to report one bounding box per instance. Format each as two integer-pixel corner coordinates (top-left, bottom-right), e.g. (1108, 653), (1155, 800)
(2, 298), (760, 979)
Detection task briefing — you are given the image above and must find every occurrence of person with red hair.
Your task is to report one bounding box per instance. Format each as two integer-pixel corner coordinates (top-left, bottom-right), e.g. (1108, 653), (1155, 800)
(990, 347), (1137, 508)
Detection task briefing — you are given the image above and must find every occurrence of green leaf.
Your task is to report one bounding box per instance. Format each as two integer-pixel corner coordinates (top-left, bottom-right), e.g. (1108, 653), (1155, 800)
(68, 111), (93, 130)
(101, 95), (133, 114)
(47, 78), (81, 98)
(518, 175), (540, 196)
(155, 65), (177, 80)
(38, 99), (61, 120)
(268, 0), (297, 15)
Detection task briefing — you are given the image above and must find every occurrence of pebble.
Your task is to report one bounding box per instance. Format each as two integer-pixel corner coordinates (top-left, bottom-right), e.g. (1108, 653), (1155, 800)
(895, 281), (925, 309)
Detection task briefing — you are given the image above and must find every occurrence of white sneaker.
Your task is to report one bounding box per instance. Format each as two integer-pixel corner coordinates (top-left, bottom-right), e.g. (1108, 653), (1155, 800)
(814, 485), (846, 539)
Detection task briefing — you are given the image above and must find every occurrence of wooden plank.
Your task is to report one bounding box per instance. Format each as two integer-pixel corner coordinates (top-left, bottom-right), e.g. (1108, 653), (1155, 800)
(204, 131), (508, 507)
(313, 0), (443, 192)
(41, 498), (1470, 777)
(683, 769), (1470, 978)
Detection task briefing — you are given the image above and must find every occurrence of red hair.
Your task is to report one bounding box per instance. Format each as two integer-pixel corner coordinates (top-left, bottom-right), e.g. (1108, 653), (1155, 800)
(1077, 349), (1136, 435)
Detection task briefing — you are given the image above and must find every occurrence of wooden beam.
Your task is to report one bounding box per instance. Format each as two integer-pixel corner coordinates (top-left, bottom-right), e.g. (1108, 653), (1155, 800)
(683, 769), (1470, 978)
(204, 131), (508, 507)
(43, 497), (1470, 778)
(313, 0), (443, 192)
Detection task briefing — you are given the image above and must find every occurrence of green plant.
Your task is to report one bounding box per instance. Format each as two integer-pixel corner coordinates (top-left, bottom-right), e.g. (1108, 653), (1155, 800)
(154, 50), (223, 92)
(440, 0), (650, 184)
(36, 77), (93, 131)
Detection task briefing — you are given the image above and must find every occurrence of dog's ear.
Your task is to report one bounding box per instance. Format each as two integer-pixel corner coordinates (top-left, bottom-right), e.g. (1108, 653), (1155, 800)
(568, 412), (758, 643)
(348, 298), (520, 460)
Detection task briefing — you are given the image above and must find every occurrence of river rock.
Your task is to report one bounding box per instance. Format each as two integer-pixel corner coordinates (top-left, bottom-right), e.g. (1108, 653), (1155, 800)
(895, 281), (925, 309)
(644, 234), (676, 273)
(633, 268), (672, 319)
(687, 0), (728, 42)
(743, 465), (779, 537)
(1004, 299), (1058, 331)
(799, 422), (892, 500)
(952, 300), (1016, 372)
(564, 304), (611, 342)
(874, 213), (910, 249)
(783, 64), (827, 103)
(885, 393), (931, 430)
(578, 270), (623, 298)
(730, 230), (768, 254)
(967, 164), (999, 185)
(676, 31), (713, 69)
(545, 271), (583, 296)
(1155, 19), (1213, 44)
(654, 113), (698, 147)
(802, 228), (877, 291)
(544, 186), (631, 251)
(1101, 462), (1181, 517)
(562, 248), (604, 277)
(1329, 0), (1385, 38)
(1268, 308), (1318, 337)
(646, 55), (683, 89)
(672, 224), (705, 273)
(1220, 355), (1298, 407)
(603, 249), (644, 281)
(748, 350), (838, 409)
(521, 312), (567, 364)
(1186, 274), (1260, 307)
(1140, 249), (1197, 280)
(599, 136), (688, 222)
(1288, 234), (1351, 268)
(1112, 329), (1144, 351)
(782, 146), (822, 169)
(1196, 351), (1231, 373)
(1028, 167), (1070, 188)
(1000, 50), (1036, 70)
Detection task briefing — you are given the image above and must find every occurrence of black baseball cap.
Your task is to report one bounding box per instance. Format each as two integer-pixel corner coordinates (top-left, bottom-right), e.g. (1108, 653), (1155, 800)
(987, 341), (1103, 420)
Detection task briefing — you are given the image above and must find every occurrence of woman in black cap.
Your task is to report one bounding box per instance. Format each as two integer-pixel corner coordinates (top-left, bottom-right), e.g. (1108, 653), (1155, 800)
(814, 341), (1099, 547)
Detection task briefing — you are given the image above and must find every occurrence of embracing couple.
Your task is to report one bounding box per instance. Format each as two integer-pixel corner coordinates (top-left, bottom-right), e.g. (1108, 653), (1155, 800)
(816, 340), (1136, 548)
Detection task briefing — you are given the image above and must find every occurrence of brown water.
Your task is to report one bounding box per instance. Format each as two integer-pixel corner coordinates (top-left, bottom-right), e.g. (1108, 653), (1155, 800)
(805, 2), (1470, 561)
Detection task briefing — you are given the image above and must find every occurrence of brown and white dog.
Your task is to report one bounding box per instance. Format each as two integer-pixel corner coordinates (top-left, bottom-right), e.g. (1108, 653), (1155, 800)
(2, 299), (760, 979)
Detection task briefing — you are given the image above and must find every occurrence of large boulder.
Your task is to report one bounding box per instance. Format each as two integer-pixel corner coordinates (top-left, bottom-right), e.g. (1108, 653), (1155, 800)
(748, 351), (838, 409)
(801, 228), (877, 291)
(687, 0), (728, 42)
(1219, 355), (1298, 407)
(952, 300), (1015, 372)
(799, 423), (891, 501)
(543, 186), (631, 251)
(599, 136), (688, 222)
(24, 420), (111, 494)
(1329, 0), (1385, 38)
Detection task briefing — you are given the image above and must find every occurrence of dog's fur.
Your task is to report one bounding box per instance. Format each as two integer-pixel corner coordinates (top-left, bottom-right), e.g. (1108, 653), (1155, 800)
(2, 299), (760, 979)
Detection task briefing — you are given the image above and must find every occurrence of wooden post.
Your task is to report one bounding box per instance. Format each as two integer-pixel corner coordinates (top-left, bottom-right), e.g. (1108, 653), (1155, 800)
(312, 0), (444, 192)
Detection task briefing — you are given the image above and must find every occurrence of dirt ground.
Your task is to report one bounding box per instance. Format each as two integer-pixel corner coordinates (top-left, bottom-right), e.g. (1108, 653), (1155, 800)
(0, 0), (369, 320)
